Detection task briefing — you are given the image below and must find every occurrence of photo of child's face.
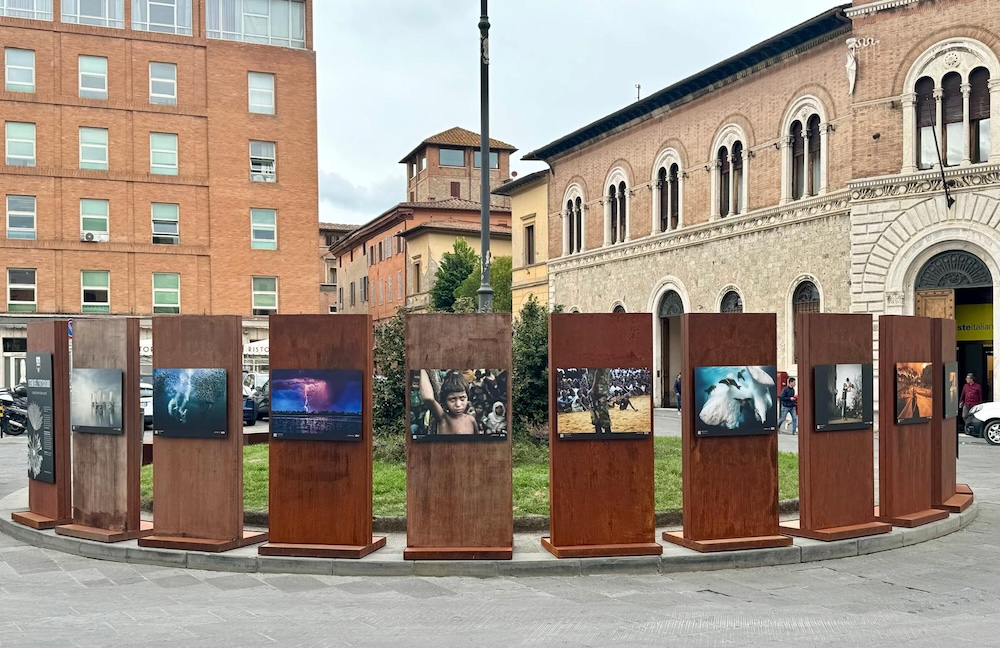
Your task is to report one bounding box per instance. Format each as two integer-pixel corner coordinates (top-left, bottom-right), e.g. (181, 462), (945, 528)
(445, 390), (468, 417)
(410, 368), (508, 440)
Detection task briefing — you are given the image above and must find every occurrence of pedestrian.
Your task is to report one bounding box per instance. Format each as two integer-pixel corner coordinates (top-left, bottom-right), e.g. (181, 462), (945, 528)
(777, 377), (798, 435)
(673, 373), (682, 412)
(959, 373), (983, 430)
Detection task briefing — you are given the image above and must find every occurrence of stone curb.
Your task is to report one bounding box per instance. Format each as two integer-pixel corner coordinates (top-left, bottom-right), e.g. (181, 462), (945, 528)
(0, 498), (977, 579)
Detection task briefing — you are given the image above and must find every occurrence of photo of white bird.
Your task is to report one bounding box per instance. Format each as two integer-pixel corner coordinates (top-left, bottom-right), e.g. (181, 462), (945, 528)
(694, 365), (778, 436)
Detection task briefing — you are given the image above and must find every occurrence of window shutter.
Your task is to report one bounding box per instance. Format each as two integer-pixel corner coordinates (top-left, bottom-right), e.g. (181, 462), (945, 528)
(916, 77), (935, 127)
(942, 73), (963, 124)
(970, 68), (990, 121)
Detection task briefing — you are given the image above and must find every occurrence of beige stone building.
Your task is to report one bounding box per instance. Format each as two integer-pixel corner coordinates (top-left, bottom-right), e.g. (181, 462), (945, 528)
(319, 223), (356, 313)
(526, 0), (999, 408)
(493, 170), (549, 313)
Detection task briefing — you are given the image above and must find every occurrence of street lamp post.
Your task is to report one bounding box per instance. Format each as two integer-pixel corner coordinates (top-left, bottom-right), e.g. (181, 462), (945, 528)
(476, 0), (494, 313)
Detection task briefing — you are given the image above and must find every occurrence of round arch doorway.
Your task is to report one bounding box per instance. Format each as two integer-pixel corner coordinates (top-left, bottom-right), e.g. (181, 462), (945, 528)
(658, 291), (684, 408)
(915, 250), (994, 398)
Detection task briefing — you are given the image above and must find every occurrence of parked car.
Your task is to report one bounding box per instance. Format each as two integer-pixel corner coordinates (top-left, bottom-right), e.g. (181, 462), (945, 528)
(141, 382), (153, 429)
(242, 385), (257, 426)
(966, 402), (1000, 445)
(254, 380), (269, 420)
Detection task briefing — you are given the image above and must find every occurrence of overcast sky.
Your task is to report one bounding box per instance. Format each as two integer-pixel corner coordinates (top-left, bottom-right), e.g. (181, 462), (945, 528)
(316, 0), (842, 224)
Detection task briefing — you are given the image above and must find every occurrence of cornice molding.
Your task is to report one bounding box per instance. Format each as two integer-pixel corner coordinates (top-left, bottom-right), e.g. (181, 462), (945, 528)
(549, 191), (851, 275)
(848, 163), (1000, 201)
(845, 0), (920, 18)
(0, 239), (212, 256)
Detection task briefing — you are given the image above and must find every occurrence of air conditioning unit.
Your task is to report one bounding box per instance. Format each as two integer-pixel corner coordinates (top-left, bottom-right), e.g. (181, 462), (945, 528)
(80, 230), (109, 243)
(251, 173), (276, 183)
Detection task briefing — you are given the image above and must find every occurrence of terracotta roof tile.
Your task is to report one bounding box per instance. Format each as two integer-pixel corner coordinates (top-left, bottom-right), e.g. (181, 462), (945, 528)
(400, 127), (516, 162)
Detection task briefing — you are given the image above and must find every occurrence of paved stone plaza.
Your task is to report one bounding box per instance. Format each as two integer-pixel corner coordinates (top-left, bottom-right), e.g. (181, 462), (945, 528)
(0, 424), (997, 647)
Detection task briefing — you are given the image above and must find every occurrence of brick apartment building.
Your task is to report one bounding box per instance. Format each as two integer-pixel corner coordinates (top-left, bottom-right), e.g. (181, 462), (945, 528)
(528, 0), (1000, 407)
(0, 0), (318, 387)
(330, 127), (514, 324)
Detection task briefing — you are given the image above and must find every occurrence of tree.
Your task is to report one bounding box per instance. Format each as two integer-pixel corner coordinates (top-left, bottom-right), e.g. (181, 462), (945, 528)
(454, 256), (513, 313)
(512, 295), (562, 439)
(372, 309), (407, 461)
(430, 239), (479, 312)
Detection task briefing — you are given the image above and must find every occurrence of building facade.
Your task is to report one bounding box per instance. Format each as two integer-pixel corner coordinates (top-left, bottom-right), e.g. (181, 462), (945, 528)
(493, 170), (549, 313)
(401, 220), (512, 313)
(330, 128), (515, 324)
(319, 223), (356, 314)
(0, 0), (318, 387)
(526, 0), (998, 408)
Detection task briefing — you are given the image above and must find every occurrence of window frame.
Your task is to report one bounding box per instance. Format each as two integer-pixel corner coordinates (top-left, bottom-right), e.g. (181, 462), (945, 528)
(249, 140), (276, 182)
(81, 270), (111, 314)
(473, 150), (500, 169)
(206, 0), (306, 49)
(524, 223), (535, 265)
(7, 268), (37, 313)
(62, 0), (123, 27)
(439, 148), (464, 167)
(78, 55), (109, 99)
(5, 121), (36, 166)
(79, 127), (109, 170)
(152, 272), (180, 314)
(149, 132), (178, 175)
(248, 71), (275, 114)
(250, 207), (277, 249)
(151, 202), (179, 245)
(251, 275), (278, 316)
(0, 0), (53, 20)
(6, 194), (36, 240)
(5, 48), (35, 93)
(132, 0), (192, 35)
(80, 198), (109, 234)
(148, 61), (177, 105)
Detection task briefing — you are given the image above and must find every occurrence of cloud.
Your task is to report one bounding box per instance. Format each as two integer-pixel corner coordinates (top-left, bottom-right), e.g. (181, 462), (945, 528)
(319, 171), (401, 224)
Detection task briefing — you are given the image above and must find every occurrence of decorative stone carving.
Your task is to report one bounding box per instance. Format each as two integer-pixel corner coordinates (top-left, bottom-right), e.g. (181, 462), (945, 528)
(849, 164), (1000, 201)
(658, 291), (684, 318)
(916, 250), (993, 289)
(885, 291), (905, 307)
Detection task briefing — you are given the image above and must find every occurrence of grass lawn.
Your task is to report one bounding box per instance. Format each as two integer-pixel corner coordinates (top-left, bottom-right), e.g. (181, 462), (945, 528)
(140, 437), (800, 518)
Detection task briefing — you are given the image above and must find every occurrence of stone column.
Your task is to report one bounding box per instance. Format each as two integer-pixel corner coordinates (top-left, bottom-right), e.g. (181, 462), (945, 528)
(934, 88), (944, 168)
(901, 92), (917, 174)
(664, 179), (673, 232)
(710, 161), (720, 220)
(603, 197), (612, 247)
(779, 136), (791, 205)
(727, 153), (736, 217)
(804, 130), (813, 197)
(962, 82), (972, 165)
(739, 148), (749, 215)
(989, 78), (1000, 164)
(819, 125), (829, 195)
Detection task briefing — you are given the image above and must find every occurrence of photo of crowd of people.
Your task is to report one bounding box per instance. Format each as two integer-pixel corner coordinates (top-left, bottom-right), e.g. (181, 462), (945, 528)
(409, 368), (508, 440)
(555, 367), (652, 438)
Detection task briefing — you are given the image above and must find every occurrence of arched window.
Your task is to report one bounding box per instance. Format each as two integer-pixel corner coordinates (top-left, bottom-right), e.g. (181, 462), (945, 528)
(915, 77), (936, 170)
(717, 146), (730, 217)
(792, 280), (821, 362)
(807, 115), (821, 196)
(562, 186), (585, 256)
(573, 197), (583, 253)
(657, 167), (668, 232)
(942, 71), (963, 166)
(669, 164), (680, 230)
(790, 121), (805, 201)
(612, 304), (626, 314)
(566, 199), (575, 255)
(732, 141), (744, 214)
(617, 181), (627, 244)
(970, 67), (991, 163)
(720, 290), (744, 313)
(608, 184), (619, 244)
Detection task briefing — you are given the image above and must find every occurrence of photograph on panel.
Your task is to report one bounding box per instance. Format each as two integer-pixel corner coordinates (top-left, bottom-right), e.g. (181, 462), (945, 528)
(70, 368), (124, 435)
(814, 364), (874, 432)
(944, 361), (959, 420)
(694, 365), (778, 437)
(269, 369), (363, 440)
(153, 368), (228, 438)
(410, 369), (508, 440)
(895, 362), (933, 425)
(555, 368), (652, 439)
